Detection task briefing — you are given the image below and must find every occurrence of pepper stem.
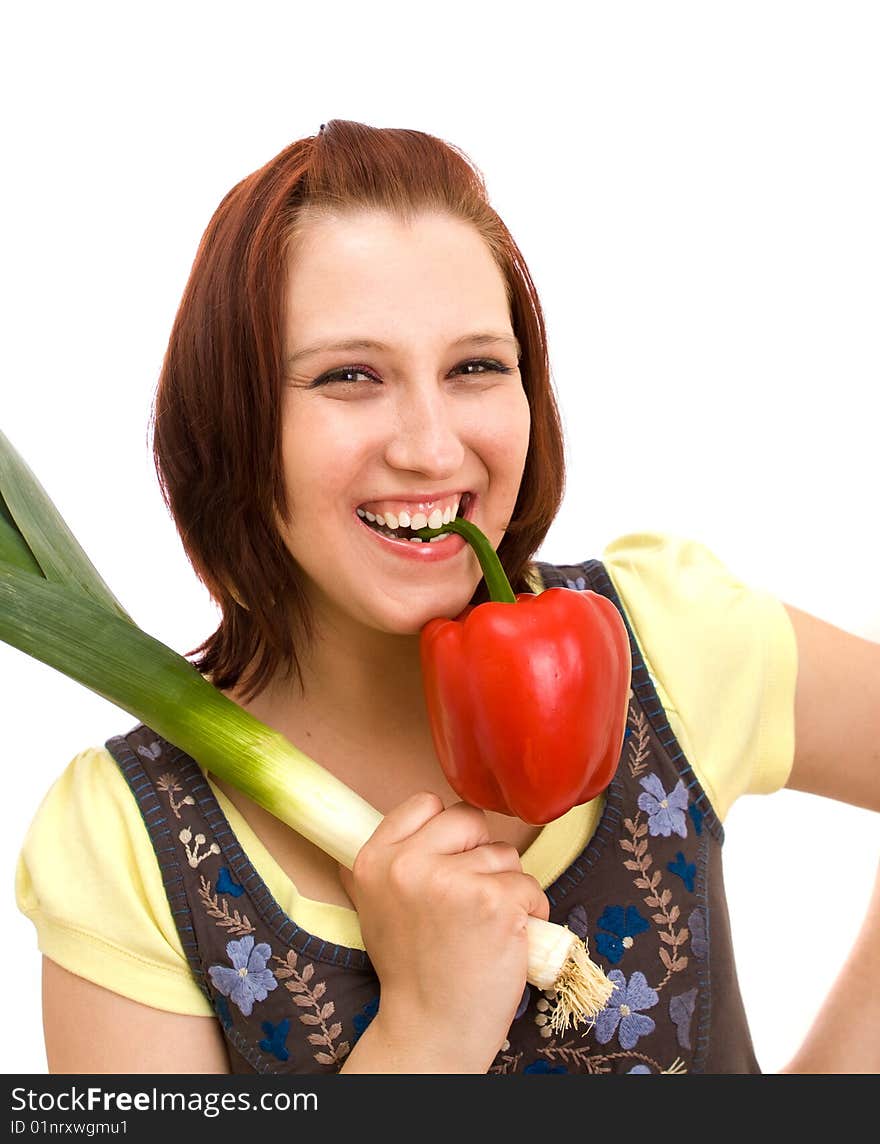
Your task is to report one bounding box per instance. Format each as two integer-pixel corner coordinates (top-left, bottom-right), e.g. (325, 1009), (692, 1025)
(415, 517), (517, 603)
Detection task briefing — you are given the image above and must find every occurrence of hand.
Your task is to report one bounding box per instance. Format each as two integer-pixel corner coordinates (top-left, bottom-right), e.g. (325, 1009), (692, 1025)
(338, 791), (549, 1073)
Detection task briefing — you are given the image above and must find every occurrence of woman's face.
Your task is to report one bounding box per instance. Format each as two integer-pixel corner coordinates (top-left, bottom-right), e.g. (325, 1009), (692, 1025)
(278, 209), (531, 639)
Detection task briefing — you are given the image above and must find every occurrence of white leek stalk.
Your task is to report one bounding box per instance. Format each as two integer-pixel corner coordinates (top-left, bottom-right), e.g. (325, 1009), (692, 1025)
(0, 428), (613, 1031)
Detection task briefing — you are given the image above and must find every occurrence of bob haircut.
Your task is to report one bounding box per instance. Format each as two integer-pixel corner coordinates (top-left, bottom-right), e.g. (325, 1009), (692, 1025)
(151, 119), (566, 702)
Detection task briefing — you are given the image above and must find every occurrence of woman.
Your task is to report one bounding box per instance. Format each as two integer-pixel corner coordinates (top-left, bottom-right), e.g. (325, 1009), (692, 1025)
(16, 120), (880, 1074)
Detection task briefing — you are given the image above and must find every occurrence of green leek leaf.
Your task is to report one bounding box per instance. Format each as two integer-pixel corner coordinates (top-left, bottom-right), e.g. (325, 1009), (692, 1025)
(0, 491), (44, 577)
(0, 563), (380, 867)
(0, 428), (133, 622)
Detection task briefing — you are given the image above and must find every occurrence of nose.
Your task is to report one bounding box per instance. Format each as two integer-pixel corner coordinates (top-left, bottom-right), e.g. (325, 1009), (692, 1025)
(383, 384), (466, 479)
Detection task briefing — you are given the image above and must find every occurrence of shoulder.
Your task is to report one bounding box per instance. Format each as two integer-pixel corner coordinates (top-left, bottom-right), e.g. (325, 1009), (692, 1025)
(16, 743), (214, 1016)
(599, 532), (798, 818)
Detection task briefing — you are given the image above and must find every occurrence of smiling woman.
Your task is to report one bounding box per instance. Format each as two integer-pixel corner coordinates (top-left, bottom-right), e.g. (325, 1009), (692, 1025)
(14, 119), (880, 1077)
(274, 210), (531, 639)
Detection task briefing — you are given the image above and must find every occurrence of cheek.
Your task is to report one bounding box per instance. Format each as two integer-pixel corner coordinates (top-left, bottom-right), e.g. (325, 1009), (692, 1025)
(481, 389), (531, 478)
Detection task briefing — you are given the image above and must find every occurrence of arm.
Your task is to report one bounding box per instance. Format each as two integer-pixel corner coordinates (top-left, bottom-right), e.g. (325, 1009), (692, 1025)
(778, 604), (880, 1073)
(42, 957), (231, 1074)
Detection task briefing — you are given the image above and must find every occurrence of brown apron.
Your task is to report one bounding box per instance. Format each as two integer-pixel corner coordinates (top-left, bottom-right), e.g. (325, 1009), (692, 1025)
(106, 558), (760, 1074)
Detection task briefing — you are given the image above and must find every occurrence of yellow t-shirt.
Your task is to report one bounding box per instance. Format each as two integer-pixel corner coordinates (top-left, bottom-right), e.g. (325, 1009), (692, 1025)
(15, 532), (799, 1017)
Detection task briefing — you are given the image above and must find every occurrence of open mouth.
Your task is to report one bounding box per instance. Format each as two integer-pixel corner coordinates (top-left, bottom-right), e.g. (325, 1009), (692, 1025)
(356, 492), (474, 544)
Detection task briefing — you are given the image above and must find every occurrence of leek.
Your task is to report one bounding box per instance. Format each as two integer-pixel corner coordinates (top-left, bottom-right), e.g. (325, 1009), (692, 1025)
(0, 428), (613, 1032)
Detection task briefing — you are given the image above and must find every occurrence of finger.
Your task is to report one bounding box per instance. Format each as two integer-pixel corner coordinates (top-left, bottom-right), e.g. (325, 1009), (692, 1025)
(477, 870), (551, 924)
(407, 800), (492, 856)
(364, 790), (446, 848)
(452, 839), (523, 875)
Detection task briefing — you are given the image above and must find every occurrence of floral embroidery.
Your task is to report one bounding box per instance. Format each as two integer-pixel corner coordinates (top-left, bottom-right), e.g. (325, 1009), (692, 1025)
(594, 970), (659, 1050)
(524, 1060), (568, 1074)
(179, 826), (221, 868)
(155, 772), (195, 819)
(628, 1064), (652, 1073)
(208, 935), (278, 1017)
(688, 908), (708, 959)
(688, 802), (704, 835)
(216, 867), (245, 897)
(137, 740), (163, 762)
(272, 952), (350, 1067)
(260, 1017), (292, 1062)
(638, 774), (689, 838)
(620, 813), (690, 987)
(594, 905), (650, 965)
(666, 851), (696, 893)
(564, 576), (587, 591)
(626, 706), (651, 779)
(669, 988), (698, 1050)
(532, 994), (557, 1039)
(198, 874), (255, 935)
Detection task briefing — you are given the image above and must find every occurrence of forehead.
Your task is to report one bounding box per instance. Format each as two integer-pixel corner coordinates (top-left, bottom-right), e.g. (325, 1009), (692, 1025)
(284, 209), (511, 338)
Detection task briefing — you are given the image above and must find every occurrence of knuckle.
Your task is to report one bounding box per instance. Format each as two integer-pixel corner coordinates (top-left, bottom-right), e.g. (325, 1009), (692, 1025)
(485, 841), (520, 869)
(409, 790), (444, 817)
(386, 849), (421, 896)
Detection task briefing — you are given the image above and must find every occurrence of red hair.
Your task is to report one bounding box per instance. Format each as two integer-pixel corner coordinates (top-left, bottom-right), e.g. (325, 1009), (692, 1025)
(150, 120), (566, 702)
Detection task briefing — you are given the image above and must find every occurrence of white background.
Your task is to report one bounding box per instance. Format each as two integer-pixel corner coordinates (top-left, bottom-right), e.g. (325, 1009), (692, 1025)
(2, 1), (878, 1075)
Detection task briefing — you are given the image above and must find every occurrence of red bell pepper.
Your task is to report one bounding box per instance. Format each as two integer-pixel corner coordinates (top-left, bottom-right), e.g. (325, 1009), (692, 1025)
(417, 517), (631, 825)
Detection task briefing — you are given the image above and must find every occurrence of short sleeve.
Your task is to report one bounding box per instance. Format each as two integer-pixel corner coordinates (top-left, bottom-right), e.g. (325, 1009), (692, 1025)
(601, 533), (798, 821)
(15, 746), (214, 1016)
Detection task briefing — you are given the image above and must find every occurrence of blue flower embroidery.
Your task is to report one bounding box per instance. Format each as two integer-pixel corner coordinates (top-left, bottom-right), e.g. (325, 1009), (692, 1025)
(208, 935), (278, 1016)
(216, 867), (245, 897)
(628, 1065), (652, 1074)
(353, 996), (380, 1043)
(524, 1060), (568, 1074)
(669, 988), (698, 1050)
(638, 774), (689, 838)
(594, 905), (650, 965)
(667, 851), (696, 892)
(260, 1017), (291, 1061)
(564, 576), (587, 591)
(688, 802), (704, 835)
(595, 970), (659, 1050)
(688, 908), (708, 959)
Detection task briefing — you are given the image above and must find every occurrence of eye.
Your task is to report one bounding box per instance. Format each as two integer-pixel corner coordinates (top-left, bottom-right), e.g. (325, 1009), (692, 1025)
(309, 365), (379, 388)
(452, 358), (516, 378)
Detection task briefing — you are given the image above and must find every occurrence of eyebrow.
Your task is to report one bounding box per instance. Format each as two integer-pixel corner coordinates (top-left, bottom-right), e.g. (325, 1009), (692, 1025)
(285, 331), (522, 367)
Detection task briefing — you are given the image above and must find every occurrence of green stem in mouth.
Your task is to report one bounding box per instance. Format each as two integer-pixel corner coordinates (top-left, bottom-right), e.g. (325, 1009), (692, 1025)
(415, 517), (517, 604)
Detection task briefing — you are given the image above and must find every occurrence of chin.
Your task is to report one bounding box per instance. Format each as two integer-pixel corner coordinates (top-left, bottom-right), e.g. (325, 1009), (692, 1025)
(369, 590), (475, 637)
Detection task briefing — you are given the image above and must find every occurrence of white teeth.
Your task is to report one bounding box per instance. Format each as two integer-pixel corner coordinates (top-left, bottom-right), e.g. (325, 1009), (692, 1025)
(359, 495), (466, 538)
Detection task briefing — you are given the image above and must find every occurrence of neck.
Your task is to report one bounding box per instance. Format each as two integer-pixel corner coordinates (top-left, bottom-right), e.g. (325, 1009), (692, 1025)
(224, 613), (438, 788)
